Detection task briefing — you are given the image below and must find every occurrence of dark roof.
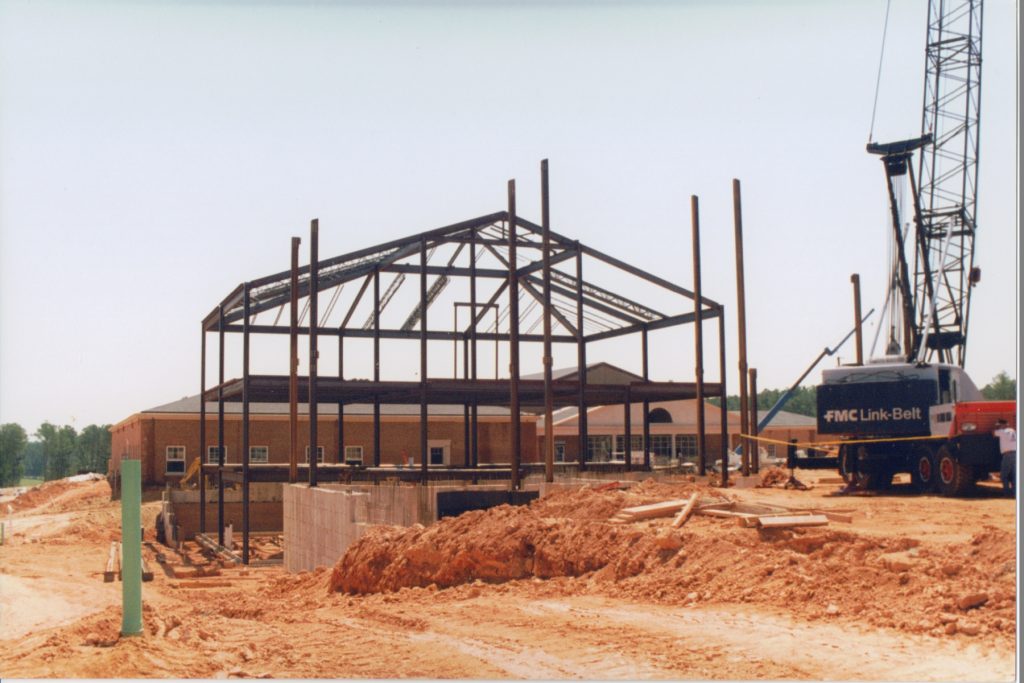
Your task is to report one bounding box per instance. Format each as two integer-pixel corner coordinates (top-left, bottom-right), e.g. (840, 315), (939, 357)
(757, 409), (817, 428)
(144, 394), (514, 417)
(520, 361), (644, 383)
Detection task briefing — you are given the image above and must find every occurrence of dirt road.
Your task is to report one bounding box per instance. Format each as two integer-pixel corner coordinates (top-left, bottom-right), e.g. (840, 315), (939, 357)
(0, 473), (1016, 680)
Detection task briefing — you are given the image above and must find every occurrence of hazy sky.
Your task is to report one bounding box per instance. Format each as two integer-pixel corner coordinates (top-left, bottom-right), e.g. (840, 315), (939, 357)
(0, 0), (1017, 435)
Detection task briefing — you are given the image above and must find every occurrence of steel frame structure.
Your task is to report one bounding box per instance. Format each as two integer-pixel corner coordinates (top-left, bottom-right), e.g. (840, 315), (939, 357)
(196, 163), (728, 563)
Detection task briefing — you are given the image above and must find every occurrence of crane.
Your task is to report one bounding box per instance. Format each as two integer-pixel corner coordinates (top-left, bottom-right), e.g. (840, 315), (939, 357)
(814, 0), (1015, 496)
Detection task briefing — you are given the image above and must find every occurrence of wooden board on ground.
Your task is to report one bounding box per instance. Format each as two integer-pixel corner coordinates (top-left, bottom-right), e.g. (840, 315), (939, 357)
(757, 514), (830, 529)
(610, 498), (692, 523)
(103, 542), (117, 582)
(671, 494), (700, 528)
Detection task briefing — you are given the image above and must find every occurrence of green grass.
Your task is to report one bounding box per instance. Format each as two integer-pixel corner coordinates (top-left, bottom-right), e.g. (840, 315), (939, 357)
(18, 476), (44, 487)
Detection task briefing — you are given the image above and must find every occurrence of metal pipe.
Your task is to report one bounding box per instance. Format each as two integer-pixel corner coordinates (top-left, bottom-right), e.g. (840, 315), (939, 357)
(691, 196), (706, 476)
(718, 309), (728, 488)
(309, 219), (319, 487)
(119, 459), (142, 636)
(420, 235), (429, 481)
(541, 159), (555, 483)
(749, 368), (759, 467)
(642, 326), (651, 471)
(373, 268), (381, 467)
(851, 273), (864, 365)
(241, 283), (250, 564)
(575, 243), (587, 470)
(733, 178), (750, 476)
(217, 304), (225, 546)
(289, 236), (300, 484)
(508, 180), (521, 491)
(199, 324), (206, 534)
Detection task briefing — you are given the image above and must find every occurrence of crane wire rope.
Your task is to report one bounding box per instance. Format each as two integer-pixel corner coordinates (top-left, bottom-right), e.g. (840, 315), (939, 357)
(867, 0), (894, 143)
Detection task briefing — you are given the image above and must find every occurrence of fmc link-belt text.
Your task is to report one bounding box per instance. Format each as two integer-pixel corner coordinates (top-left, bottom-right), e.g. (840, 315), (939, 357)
(822, 407), (924, 423)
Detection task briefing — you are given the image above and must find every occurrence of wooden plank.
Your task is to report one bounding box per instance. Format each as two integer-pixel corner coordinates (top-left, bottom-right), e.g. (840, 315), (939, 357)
(142, 555), (154, 582)
(103, 542), (117, 583)
(671, 494), (700, 529)
(757, 514), (829, 529)
(617, 498), (693, 520)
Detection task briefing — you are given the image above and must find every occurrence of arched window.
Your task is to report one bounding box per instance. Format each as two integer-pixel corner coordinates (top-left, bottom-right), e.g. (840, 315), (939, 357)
(647, 408), (672, 424)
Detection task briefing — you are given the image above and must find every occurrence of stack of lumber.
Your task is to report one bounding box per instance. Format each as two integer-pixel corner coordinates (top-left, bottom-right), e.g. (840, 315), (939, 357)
(609, 495), (852, 530)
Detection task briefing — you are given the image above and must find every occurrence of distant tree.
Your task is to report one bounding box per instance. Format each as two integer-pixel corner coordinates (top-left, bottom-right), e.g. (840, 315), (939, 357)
(36, 423), (79, 481)
(0, 423), (28, 486)
(77, 424), (112, 474)
(709, 386), (817, 418)
(21, 441), (45, 478)
(981, 371), (1016, 400)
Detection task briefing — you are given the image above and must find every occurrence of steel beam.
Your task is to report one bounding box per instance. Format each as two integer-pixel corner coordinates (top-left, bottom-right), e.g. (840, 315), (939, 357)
(692, 196), (706, 476)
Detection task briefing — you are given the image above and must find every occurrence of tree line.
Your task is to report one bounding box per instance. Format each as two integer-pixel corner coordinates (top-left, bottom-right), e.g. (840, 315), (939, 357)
(708, 371), (1016, 418)
(0, 422), (112, 487)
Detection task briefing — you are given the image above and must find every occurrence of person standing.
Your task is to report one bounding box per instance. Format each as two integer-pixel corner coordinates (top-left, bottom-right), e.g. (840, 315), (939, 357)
(993, 418), (1017, 496)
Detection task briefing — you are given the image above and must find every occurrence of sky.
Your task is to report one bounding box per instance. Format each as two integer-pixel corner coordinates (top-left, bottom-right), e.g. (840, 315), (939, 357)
(0, 0), (1018, 436)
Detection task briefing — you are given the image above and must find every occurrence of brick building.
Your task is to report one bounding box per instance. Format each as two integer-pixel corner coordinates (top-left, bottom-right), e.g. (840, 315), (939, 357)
(109, 395), (537, 486)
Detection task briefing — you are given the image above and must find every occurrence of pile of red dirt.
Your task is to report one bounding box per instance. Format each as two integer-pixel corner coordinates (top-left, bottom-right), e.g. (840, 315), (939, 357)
(757, 467), (790, 487)
(7, 478), (111, 514)
(328, 484), (1016, 643)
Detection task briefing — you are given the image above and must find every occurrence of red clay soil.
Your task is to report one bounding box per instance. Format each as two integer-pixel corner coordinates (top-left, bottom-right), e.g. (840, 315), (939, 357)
(331, 482), (1016, 644)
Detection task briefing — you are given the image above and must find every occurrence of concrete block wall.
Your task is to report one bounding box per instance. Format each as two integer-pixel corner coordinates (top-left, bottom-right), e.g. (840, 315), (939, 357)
(283, 485), (371, 573)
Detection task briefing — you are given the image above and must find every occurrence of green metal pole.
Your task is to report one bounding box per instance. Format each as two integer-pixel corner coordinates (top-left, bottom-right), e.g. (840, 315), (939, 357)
(120, 459), (143, 636)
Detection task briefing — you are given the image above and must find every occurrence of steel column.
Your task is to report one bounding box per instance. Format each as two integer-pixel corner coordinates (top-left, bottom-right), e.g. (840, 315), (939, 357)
(217, 305), (225, 546)
(642, 326), (651, 471)
(749, 368), (759, 466)
(199, 325), (206, 534)
(575, 243), (587, 470)
(717, 309), (728, 488)
(691, 196), (706, 476)
(373, 268), (381, 467)
(541, 159), (555, 483)
(733, 179), (751, 476)
(420, 236), (429, 481)
(623, 387), (632, 471)
(338, 335), (345, 462)
(241, 283), (250, 564)
(508, 180), (521, 491)
(469, 226), (479, 469)
(289, 236), (300, 484)
(309, 219), (319, 487)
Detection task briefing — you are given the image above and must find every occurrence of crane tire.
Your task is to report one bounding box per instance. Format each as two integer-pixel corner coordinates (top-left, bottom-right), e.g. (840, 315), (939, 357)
(936, 445), (972, 497)
(910, 443), (937, 493)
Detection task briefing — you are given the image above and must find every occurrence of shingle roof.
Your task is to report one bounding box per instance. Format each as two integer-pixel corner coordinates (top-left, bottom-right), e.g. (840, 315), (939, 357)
(143, 394), (515, 417)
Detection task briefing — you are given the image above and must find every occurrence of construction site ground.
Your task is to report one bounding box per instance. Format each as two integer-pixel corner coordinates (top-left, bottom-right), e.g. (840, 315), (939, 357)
(0, 470), (1016, 680)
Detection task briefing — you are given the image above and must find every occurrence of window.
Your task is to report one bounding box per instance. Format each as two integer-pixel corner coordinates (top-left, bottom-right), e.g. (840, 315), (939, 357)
(586, 435), (612, 462)
(427, 440), (450, 466)
(166, 446), (186, 474)
(304, 446), (325, 464)
(344, 446), (364, 465)
(249, 446), (269, 464)
(614, 435), (644, 457)
(674, 435), (697, 460)
(649, 435), (672, 458)
(648, 408), (673, 423)
(554, 441), (566, 462)
(207, 445), (227, 464)
(429, 447), (445, 466)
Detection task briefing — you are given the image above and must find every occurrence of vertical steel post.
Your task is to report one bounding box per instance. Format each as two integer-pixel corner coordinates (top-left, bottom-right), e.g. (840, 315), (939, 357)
(289, 237), (300, 484)
(575, 243), (587, 470)
(469, 227), (479, 469)
(733, 178), (751, 476)
(718, 309), (728, 488)
(623, 387), (632, 471)
(338, 335), (345, 462)
(508, 180), (522, 491)
(217, 305), (225, 546)
(309, 219), (319, 487)
(541, 159), (555, 483)
(642, 326), (651, 471)
(373, 268), (381, 467)
(199, 325), (206, 534)
(420, 236), (429, 481)
(851, 273), (864, 365)
(749, 368), (759, 463)
(241, 283), (250, 564)
(691, 196), (706, 476)
(120, 458), (142, 636)
(463, 336), (470, 467)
